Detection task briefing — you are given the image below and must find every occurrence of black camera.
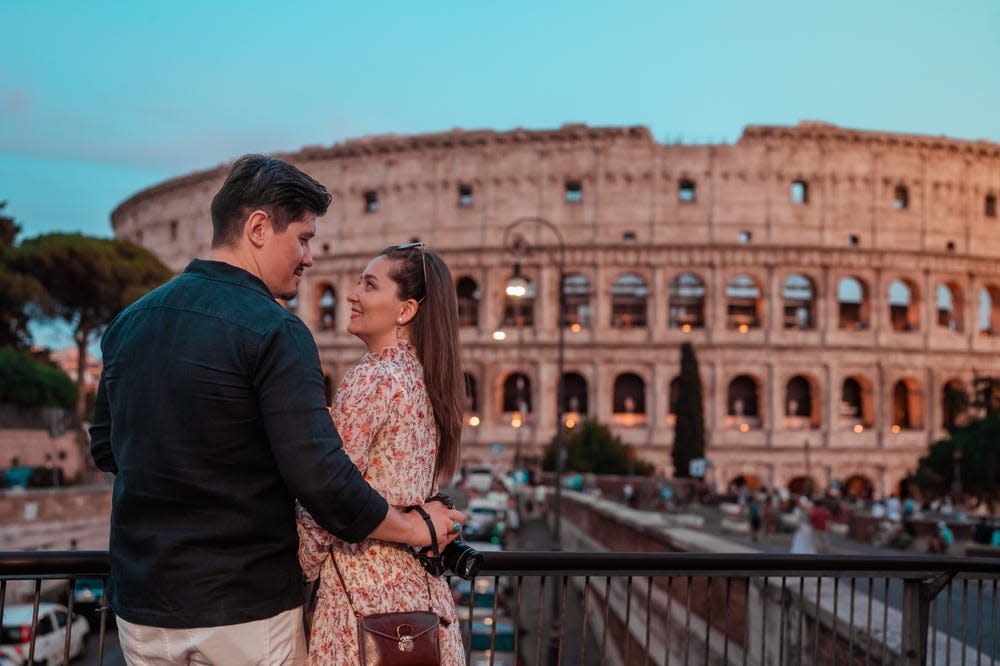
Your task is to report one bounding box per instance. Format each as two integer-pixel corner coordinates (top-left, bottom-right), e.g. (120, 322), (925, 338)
(414, 539), (483, 580)
(441, 539), (483, 580)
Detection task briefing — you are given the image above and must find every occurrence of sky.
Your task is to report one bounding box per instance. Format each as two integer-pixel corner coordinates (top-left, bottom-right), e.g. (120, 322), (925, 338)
(3, 0), (999, 346)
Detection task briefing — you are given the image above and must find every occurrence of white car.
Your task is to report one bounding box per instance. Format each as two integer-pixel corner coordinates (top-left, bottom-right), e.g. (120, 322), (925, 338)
(0, 603), (89, 666)
(463, 466), (495, 494)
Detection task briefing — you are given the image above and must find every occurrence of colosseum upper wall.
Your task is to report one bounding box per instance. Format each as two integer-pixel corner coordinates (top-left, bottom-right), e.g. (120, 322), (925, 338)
(110, 121), (1000, 498)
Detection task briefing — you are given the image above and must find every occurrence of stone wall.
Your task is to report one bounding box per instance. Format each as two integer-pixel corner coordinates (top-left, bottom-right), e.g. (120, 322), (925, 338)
(107, 121), (1000, 495)
(0, 485), (111, 526)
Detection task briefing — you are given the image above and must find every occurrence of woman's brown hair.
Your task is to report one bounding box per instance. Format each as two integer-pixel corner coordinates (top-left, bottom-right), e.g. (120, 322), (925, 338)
(379, 243), (463, 480)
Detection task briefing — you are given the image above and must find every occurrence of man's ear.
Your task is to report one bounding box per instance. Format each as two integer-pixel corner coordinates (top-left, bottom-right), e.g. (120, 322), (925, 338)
(245, 210), (270, 249)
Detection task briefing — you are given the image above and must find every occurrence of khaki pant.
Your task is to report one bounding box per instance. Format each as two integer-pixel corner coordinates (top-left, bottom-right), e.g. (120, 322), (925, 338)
(117, 607), (307, 666)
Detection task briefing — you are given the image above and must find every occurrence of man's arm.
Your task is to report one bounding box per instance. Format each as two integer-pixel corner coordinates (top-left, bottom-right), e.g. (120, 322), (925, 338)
(371, 502), (466, 549)
(88, 372), (117, 474)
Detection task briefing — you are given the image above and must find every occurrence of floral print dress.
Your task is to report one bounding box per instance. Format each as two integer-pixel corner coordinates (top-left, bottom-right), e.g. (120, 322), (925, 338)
(297, 340), (464, 666)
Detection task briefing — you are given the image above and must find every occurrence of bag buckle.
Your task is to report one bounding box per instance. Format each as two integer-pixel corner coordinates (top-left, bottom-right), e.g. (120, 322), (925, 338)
(396, 625), (415, 653)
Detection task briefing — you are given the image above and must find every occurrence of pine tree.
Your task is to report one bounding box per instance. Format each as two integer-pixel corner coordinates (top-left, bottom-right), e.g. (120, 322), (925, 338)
(672, 342), (705, 478)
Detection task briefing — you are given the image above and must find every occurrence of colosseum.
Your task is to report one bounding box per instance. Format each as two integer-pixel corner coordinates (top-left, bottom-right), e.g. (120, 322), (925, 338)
(111, 120), (1000, 499)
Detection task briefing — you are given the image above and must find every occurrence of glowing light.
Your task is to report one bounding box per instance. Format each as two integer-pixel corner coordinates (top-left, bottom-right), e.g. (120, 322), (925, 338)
(891, 424), (901, 434)
(570, 322), (582, 333)
(565, 417), (576, 429)
(853, 424), (864, 434)
(492, 330), (506, 341)
(681, 323), (692, 333)
(739, 423), (750, 432)
(511, 415), (522, 428)
(738, 324), (749, 333)
(505, 283), (527, 297)
(468, 416), (480, 427)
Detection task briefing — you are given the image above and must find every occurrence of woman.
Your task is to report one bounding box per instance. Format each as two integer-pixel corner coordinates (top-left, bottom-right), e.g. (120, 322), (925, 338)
(297, 242), (465, 665)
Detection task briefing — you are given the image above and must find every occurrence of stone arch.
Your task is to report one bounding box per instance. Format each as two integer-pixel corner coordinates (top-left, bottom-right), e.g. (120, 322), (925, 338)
(840, 375), (874, 429)
(837, 276), (870, 330)
(782, 273), (818, 330)
(785, 374), (820, 430)
(725, 273), (764, 331)
(936, 281), (964, 333)
(891, 377), (923, 430)
(562, 272), (592, 330)
(668, 272), (707, 330)
(611, 272), (649, 328)
(456, 276), (480, 327)
(502, 270), (535, 327)
(317, 283), (336, 330)
(727, 374), (762, 429)
(501, 372), (531, 415)
(978, 285), (1000, 336)
(888, 277), (920, 332)
(613, 372), (646, 415)
(842, 474), (875, 500)
(787, 475), (818, 498)
(562, 371), (588, 416)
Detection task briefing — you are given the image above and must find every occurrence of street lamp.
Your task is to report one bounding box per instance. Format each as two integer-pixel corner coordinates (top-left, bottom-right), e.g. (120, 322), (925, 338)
(502, 216), (567, 547)
(502, 216), (567, 666)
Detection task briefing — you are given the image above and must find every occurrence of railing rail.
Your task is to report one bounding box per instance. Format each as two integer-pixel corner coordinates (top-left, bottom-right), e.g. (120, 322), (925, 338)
(2, 551), (997, 665)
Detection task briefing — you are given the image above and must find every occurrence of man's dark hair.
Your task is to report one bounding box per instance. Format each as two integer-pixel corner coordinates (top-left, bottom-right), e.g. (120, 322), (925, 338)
(210, 154), (332, 248)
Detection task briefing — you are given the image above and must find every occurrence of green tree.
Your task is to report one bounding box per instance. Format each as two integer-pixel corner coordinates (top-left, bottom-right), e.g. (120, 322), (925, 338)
(671, 342), (705, 478)
(541, 418), (654, 475)
(915, 376), (1000, 512)
(11, 233), (172, 419)
(0, 348), (77, 409)
(0, 202), (46, 350)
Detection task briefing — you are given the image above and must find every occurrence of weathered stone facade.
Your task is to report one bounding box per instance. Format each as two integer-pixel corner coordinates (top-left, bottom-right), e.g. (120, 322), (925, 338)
(111, 121), (1000, 497)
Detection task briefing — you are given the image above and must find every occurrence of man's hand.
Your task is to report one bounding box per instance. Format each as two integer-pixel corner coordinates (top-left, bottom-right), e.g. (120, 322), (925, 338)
(370, 502), (466, 548)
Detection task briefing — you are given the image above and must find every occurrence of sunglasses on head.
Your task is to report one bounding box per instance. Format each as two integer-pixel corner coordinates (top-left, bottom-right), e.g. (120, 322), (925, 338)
(392, 241), (427, 303)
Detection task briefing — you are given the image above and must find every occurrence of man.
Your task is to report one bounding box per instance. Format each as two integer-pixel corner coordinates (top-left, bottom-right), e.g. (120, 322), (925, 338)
(90, 155), (465, 665)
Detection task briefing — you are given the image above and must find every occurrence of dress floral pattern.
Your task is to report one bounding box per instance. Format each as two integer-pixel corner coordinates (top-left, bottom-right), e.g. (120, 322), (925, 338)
(297, 340), (464, 666)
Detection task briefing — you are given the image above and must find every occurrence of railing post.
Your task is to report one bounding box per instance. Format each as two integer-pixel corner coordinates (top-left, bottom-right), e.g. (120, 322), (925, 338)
(900, 580), (929, 666)
(901, 572), (953, 666)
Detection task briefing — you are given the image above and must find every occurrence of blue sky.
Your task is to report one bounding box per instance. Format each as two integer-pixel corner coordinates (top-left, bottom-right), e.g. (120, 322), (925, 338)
(3, 0), (999, 243)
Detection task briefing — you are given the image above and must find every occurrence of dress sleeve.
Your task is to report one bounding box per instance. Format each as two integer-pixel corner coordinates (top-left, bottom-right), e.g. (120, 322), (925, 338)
(332, 362), (397, 477)
(296, 503), (333, 582)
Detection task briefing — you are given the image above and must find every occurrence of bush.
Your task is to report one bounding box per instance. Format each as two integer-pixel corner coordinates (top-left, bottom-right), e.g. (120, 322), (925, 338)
(541, 418), (655, 476)
(0, 348), (77, 408)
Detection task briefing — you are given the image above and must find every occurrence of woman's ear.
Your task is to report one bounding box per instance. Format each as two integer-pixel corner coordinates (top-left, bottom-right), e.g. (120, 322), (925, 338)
(397, 299), (420, 326)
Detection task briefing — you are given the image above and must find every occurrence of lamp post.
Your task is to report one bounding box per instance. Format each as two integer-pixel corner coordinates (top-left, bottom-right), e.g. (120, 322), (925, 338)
(502, 216), (566, 666)
(502, 216), (567, 545)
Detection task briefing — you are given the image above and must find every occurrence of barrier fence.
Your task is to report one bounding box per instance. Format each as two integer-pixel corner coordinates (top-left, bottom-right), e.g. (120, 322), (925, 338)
(2, 550), (998, 665)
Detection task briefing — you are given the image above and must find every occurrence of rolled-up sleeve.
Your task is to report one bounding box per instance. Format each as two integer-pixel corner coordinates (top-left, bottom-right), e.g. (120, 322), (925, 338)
(255, 318), (387, 542)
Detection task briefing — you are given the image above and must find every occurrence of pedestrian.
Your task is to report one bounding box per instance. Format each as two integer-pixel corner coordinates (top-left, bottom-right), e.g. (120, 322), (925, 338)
(747, 495), (763, 542)
(297, 243), (466, 664)
(790, 499), (817, 554)
(808, 500), (832, 553)
(89, 155), (465, 665)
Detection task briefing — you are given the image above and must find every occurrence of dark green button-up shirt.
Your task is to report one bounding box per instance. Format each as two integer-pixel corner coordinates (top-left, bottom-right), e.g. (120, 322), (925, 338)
(90, 259), (387, 628)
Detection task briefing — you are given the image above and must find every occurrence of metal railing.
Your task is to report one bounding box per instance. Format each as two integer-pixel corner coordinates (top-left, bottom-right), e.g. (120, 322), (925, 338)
(2, 550), (998, 665)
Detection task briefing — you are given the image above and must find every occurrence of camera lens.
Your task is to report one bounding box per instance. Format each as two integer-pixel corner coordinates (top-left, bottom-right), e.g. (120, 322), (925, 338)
(441, 539), (483, 579)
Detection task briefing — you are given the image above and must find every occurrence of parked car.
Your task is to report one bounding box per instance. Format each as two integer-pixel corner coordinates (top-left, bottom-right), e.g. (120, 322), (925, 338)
(465, 498), (507, 545)
(0, 603), (89, 666)
(463, 465), (495, 494)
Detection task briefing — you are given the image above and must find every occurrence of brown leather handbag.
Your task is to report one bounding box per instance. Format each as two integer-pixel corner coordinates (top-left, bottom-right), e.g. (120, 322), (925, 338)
(332, 553), (442, 666)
